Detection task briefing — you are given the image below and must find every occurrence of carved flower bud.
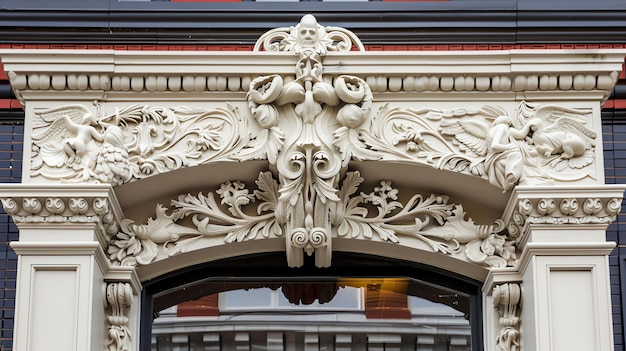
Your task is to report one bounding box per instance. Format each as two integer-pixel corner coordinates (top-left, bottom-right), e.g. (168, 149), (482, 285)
(253, 104), (279, 128)
(335, 75), (366, 104)
(249, 75), (283, 104)
(337, 104), (366, 129)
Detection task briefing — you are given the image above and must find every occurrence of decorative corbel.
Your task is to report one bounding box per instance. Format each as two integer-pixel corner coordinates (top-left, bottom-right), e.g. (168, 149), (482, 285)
(104, 282), (134, 351)
(493, 283), (521, 351)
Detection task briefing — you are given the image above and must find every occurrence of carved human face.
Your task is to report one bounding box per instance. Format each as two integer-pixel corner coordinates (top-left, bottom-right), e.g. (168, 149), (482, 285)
(298, 16), (319, 48)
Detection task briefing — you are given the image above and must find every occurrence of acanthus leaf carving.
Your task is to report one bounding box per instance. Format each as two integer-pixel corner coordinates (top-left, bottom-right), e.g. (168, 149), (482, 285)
(108, 170), (517, 269)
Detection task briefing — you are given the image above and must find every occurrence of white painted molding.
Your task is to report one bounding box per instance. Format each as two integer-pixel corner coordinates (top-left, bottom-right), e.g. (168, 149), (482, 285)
(2, 50), (624, 102)
(0, 184), (122, 248)
(503, 185), (626, 242)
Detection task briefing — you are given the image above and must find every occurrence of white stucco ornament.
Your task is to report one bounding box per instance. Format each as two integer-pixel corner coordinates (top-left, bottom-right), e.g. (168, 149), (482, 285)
(20, 15), (604, 270)
(0, 13), (625, 351)
(108, 170), (513, 268)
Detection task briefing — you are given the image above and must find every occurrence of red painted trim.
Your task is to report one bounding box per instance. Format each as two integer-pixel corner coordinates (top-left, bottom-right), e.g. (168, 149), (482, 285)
(1, 43), (626, 51)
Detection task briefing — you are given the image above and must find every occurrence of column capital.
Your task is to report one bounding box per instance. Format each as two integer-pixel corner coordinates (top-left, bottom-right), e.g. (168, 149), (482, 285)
(0, 183), (123, 249)
(503, 185), (625, 241)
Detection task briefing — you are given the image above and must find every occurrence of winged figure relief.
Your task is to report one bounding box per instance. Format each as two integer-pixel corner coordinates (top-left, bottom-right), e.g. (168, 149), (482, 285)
(439, 102), (597, 191)
(31, 105), (105, 179)
(511, 101), (596, 170)
(440, 115), (524, 192)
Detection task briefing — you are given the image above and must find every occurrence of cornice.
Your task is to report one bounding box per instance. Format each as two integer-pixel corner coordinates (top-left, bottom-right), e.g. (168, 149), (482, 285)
(2, 0), (626, 44)
(2, 49), (624, 103)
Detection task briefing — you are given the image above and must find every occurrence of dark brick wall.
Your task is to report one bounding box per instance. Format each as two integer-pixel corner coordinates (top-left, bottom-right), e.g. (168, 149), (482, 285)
(603, 111), (626, 351)
(0, 122), (22, 351)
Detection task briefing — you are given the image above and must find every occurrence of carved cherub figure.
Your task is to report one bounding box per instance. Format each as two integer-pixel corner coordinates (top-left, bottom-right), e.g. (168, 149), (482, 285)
(486, 116), (524, 191)
(32, 105), (104, 168)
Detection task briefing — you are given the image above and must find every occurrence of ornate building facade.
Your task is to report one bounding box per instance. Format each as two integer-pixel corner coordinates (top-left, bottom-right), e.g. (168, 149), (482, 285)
(1, 2), (626, 351)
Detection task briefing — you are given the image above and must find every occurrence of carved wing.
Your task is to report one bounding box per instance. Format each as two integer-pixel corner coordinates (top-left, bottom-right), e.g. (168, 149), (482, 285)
(551, 117), (597, 146)
(521, 101), (588, 124)
(35, 105), (91, 125)
(31, 117), (75, 167)
(439, 119), (490, 157)
(529, 102), (596, 145)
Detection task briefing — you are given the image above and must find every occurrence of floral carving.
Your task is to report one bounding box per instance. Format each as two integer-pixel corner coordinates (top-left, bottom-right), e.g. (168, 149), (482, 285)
(31, 103), (242, 186)
(108, 171), (514, 268)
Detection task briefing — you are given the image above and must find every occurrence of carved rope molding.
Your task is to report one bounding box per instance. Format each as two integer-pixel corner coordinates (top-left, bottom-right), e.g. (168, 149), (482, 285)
(493, 283), (521, 351)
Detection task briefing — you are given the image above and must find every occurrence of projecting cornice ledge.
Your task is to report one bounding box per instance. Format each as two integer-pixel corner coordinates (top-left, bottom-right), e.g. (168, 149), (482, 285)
(2, 49), (625, 103)
(502, 185), (626, 246)
(0, 184), (123, 250)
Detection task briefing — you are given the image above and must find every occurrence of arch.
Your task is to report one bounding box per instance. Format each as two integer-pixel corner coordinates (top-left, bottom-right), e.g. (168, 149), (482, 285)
(0, 14), (624, 351)
(141, 251), (485, 351)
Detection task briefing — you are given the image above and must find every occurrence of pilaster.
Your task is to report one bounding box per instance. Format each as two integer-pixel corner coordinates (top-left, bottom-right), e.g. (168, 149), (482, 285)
(503, 185), (625, 351)
(0, 184), (125, 351)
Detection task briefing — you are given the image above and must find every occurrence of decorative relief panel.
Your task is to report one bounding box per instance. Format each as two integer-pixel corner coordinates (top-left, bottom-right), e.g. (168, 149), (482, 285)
(31, 102), (243, 186)
(19, 14), (609, 269)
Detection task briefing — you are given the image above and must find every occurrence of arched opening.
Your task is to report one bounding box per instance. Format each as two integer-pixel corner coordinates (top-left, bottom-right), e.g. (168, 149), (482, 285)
(141, 252), (483, 351)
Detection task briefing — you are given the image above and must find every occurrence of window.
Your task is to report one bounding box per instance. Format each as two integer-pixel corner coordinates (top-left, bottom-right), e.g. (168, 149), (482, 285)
(143, 253), (482, 350)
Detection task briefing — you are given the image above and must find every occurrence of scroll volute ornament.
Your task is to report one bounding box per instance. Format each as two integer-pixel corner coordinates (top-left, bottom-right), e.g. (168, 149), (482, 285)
(493, 283), (521, 351)
(246, 15), (373, 267)
(104, 282), (133, 351)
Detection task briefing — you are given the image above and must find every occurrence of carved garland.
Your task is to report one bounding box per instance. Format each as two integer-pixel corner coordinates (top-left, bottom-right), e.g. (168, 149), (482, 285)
(107, 170), (514, 268)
